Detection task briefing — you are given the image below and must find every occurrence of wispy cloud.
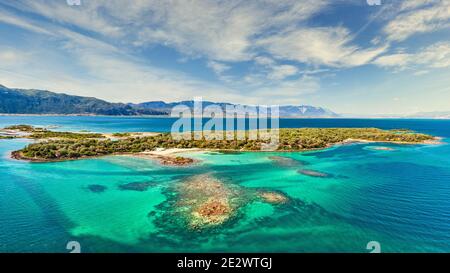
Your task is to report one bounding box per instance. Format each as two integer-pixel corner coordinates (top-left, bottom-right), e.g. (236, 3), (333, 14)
(384, 0), (450, 41)
(257, 27), (387, 67)
(0, 9), (53, 35)
(267, 65), (299, 80)
(207, 61), (231, 76)
(0, 47), (30, 65)
(374, 42), (450, 72)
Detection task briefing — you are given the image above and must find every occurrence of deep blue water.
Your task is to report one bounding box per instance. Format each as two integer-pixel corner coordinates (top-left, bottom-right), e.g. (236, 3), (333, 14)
(1, 116), (450, 137)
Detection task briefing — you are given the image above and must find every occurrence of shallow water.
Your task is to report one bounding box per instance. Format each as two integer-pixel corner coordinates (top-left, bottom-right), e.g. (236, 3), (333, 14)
(1, 117), (450, 252)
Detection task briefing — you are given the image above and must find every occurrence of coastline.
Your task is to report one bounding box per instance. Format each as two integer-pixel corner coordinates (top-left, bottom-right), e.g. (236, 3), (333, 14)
(340, 137), (444, 146)
(4, 124), (441, 163)
(10, 147), (205, 165)
(10, 136), (443, 163)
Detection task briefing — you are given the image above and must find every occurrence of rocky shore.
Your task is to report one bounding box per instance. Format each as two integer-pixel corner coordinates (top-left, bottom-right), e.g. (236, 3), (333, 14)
(127, 148), (203, 166)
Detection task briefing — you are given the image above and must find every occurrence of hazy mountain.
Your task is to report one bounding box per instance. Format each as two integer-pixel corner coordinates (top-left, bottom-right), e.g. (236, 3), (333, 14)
(407, 111), (450, 119)
(132, 101), (339, 118)
(0, 85), (166, 115)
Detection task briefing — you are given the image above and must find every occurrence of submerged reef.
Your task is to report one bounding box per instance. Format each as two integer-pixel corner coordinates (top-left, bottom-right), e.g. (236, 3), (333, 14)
(153, 174), (289, 231)
(175, 174), (242, 229)
(86, 184), (107, 193)
(297, 169), (331, 178)
(258, 191), (288, 204)
(119, 181), (155, 192)
(368, 146), (395, 151)
(268, 156), (306, 167)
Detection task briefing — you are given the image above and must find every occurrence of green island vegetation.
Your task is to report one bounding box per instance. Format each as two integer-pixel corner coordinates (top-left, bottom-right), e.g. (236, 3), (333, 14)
(112, 132), (131, 137)
(4, 124), (39, 132)
(1, 125), (104, 139)
(28, 131), (104, 139)
(8, 126), (435, 162)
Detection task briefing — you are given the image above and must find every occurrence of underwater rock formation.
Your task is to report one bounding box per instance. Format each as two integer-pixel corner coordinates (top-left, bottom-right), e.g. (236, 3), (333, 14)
(268, 156), (305, 167)
(258, 191), (288, 204)
(86, 184), (107, 193)
(298, 169), (331, 178)
(119, 181), (155, 191)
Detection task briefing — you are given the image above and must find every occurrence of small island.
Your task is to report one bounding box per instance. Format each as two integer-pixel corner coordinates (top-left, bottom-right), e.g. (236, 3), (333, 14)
(2, 125), (438, 163)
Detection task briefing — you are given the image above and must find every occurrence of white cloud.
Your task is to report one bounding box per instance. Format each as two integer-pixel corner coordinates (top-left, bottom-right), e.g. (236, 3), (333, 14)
(0, 47), (30, 65)
(373, 52), (410, 67)
(133, 0), (329, 62)
(207, 61), (231, 75)
(399, 0), (440, 11)
(267, 65), (298, 80)
(4, 0), (123, 37)
(0, 9), (53, 35)
(258, 27), (387, 67)
(2, 0), (387, 71)
(373, 42), (450, 71)
(254, 56), (276, 66)
(384, 0), (450, 41)
(4, 0), (329, 63)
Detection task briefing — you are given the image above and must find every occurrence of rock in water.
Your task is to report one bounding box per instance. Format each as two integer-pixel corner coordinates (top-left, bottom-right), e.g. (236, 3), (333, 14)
(369, 146), (395, 151)
(175, 174), (242, 229)
(159, 156), (195, 166)
(268, 156), (305, 167)
(192, 198), (232, 226)
(86, 184), (107, 193)
(258, 191), (288, 204)
(298, 169), (331, 178)
(119, 181), (155, 191)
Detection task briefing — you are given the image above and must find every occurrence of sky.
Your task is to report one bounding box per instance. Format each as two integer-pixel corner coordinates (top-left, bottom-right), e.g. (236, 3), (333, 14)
(0, 0), (449, 115)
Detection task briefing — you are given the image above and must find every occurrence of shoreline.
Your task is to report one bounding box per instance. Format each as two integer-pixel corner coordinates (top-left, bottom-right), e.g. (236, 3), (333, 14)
(10, 149), (200, 165)
(5, 125), (441, 163)
(340, 137), (444, 146)
(10, 136), (443, 163)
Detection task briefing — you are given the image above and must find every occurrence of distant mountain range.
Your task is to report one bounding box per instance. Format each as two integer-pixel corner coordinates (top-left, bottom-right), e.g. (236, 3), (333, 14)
(130, 101), (339, 118)
(341, 111), (450, 119)
(0, 84), (338, 117)
(406, 111), (450, 119)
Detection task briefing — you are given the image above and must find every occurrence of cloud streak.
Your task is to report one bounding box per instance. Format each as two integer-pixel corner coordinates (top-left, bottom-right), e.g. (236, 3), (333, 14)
(384, 0), (450, 41)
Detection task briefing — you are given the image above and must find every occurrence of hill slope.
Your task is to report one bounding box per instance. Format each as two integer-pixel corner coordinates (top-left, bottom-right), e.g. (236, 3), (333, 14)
(0, 84), (338, 117)
(0, 85), (166, 115)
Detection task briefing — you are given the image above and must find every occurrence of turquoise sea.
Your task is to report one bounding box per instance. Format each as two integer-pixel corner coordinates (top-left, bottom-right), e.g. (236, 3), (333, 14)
(1, 116), (450, 253)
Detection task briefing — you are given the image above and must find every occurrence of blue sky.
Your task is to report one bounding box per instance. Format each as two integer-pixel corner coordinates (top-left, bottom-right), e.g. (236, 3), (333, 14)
(0, 0), (449, 115)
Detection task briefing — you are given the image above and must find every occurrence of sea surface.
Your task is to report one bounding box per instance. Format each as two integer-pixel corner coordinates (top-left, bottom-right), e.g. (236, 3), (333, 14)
(1, 116), (450, 253)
